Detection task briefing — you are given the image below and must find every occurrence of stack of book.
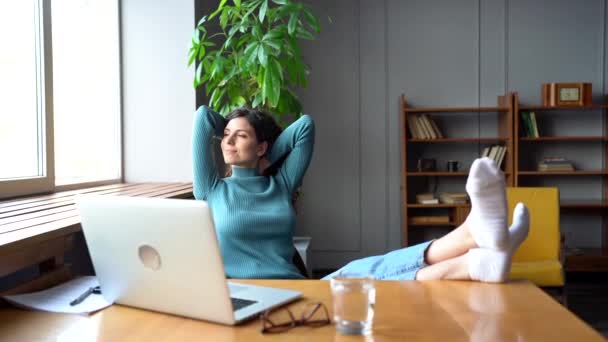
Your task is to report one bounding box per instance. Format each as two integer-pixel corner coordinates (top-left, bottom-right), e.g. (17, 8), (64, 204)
(520, 111), (540, 138)
(537, 157), (575, 172)
(481, 145), (507, 169)
(416, 193), (439, 205)
(439, 192), (469, 204)
(409, 215), (450, 224)
(407, 114), (443, 140)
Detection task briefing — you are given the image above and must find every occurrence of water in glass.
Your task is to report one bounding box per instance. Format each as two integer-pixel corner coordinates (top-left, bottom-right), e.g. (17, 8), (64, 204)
(330, 274), (375, 335)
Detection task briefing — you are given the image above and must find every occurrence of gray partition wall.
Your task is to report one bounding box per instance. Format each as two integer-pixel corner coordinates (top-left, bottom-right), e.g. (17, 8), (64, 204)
(193, 0), (608, 269)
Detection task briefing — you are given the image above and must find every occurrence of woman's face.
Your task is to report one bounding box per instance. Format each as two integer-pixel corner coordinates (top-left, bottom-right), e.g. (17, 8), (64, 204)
(221, 117), (267, 168)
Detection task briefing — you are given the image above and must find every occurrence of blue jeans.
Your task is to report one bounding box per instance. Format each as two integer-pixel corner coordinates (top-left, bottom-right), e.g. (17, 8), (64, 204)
(321, 241), (433, 280)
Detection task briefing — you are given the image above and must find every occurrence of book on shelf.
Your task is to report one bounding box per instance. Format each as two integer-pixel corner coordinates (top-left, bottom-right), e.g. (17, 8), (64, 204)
(530, 112), (540, 137)
(481, 145), (506, 169)
(418, 115), (435, 139)
(428, 115), (444, 139)
(409, 215), (451, 224)
(520, 111), (539, 138)
(439, 192), (469, 204)
(416, 193), (438, 204)
(537, 157), (574, 171)
(407, 115), (443, 140)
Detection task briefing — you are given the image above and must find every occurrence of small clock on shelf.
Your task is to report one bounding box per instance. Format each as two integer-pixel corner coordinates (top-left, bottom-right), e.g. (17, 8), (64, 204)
(542, 82), (592, 107)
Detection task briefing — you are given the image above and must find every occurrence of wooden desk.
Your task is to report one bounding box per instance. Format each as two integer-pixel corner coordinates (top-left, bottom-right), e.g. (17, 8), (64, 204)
(0, 280), (603, 341)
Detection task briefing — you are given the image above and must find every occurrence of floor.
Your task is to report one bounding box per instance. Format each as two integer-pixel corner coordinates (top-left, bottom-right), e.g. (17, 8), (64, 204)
(314, 270), (608, 337)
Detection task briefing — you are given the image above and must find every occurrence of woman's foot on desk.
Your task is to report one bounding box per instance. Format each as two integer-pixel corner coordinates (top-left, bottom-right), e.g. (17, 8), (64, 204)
(468, 203), (530, 283)
(465, 157), (509, 251)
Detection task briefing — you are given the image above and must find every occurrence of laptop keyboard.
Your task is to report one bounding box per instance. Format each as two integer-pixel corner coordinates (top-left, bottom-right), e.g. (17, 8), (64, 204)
(231, 297), (258, 311)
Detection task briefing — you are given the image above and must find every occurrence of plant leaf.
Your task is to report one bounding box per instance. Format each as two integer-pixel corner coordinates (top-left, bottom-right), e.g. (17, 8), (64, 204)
(245, 43), (260, 67)
(234, 0), (241, 8)
(194, 63), (203, 88)
(272, 57), (283, 82)
(265, 57), (281, 107)
(235, 96), (247, 107)
(244, 41), (258, 58)
(197, 45), (206, 60)
(252, 93), (262, 108)
(263, 39), (281, 53)
(209, 0), (228, 19)
(220, 7), (229, 29)
(271, 0), (287, 5)
(188, 48), (197, 66)
(296, 27), (314, 40)
(303, 7), (320, 33)
(257, 44), (268, 66)
(191, 30), (200, 45)
(263, 28), (283, 41)
(197, 15), (208, 26)
(259, 0), (268, 23)
(287, 13), (298, 36)
(252, 24), (263, 40)
(229, 25), (240, 37)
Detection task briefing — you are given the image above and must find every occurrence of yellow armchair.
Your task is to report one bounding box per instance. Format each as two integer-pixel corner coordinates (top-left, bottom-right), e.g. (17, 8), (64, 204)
(507, 187), (564, 287)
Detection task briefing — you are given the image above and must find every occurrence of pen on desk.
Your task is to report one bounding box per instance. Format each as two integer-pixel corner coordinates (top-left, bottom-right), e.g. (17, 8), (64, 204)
(70, 286), (101, 306)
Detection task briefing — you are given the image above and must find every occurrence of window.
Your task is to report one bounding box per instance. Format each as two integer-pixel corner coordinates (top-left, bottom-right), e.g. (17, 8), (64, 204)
(0, 0), (121, 199)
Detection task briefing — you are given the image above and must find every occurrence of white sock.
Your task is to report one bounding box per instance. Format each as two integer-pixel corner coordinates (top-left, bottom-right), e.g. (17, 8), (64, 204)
(468, 203), (530, 283)
(466, 157), (508, 250)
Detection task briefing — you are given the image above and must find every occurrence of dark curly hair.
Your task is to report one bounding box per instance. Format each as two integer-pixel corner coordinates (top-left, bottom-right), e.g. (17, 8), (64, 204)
(225, 108), (282, 150)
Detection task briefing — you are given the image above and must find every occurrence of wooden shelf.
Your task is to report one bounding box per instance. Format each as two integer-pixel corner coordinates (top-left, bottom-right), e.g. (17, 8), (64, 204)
(519, 136), (607, 142)
(518, 170), (607, 176)
(404, 106), (510, 113)
(408, 222), (457, 227)
(565, 248), (608, 272)
(408, 171), (511, 176)
(519, 104), (608, 111)
(407, 172), (468, 176)
(408, 137), (507, 143)
(407, 203), (470, 208)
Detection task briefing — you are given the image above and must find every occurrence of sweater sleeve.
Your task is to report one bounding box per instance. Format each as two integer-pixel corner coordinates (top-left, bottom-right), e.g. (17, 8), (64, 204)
(192, 106), (225, 200)
(267, 115), (315, 194)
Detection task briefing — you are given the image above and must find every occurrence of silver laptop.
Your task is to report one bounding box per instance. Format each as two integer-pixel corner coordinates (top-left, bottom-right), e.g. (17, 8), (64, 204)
(76, 195), (301, 325)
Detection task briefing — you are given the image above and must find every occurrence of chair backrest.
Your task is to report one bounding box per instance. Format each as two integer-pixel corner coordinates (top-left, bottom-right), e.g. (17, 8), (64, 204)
(506, 187), (560, 262)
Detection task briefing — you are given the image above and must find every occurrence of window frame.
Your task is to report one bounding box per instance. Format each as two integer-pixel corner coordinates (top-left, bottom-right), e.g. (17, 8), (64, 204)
(1, 0), (123, 200)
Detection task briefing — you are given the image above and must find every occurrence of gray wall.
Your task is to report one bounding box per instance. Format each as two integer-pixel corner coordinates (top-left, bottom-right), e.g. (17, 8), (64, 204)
(126, 0), (607, 270)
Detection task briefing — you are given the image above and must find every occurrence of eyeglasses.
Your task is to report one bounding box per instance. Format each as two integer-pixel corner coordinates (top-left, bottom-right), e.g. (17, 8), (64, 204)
(260, 302), (331, 334)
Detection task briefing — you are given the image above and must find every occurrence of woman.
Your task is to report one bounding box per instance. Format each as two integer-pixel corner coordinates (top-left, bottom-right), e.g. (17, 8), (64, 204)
(192, 106), (530, 282)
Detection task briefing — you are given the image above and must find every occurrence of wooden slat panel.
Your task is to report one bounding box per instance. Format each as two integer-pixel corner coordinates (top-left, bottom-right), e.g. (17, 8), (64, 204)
(0, 183), (192, 225)
(0, 218), (81, 251)
(0, 183), (194, 252)
(0, 183), (143, 214)
(0, 183), (137, 209)
(0, 183), (195, 236)
(0, 210), (81, 235)
(0, 205), (77, 225)
(139, 183), (193, 198)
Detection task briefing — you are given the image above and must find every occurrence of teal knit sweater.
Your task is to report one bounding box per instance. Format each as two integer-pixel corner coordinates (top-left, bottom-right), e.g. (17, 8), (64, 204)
(192, 106), (315, 279)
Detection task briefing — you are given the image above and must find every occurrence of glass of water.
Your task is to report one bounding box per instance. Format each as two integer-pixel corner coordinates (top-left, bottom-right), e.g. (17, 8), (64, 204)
(330, 272), (376, 335)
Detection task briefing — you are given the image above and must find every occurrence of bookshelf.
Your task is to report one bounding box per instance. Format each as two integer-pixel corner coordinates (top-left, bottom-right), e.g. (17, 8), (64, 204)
(513, 92), (608, 272)
(400, 93), (515, 247)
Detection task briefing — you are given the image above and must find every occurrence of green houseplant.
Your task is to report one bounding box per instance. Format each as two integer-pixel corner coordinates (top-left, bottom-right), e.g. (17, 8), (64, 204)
(188, 0), (322, 124)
